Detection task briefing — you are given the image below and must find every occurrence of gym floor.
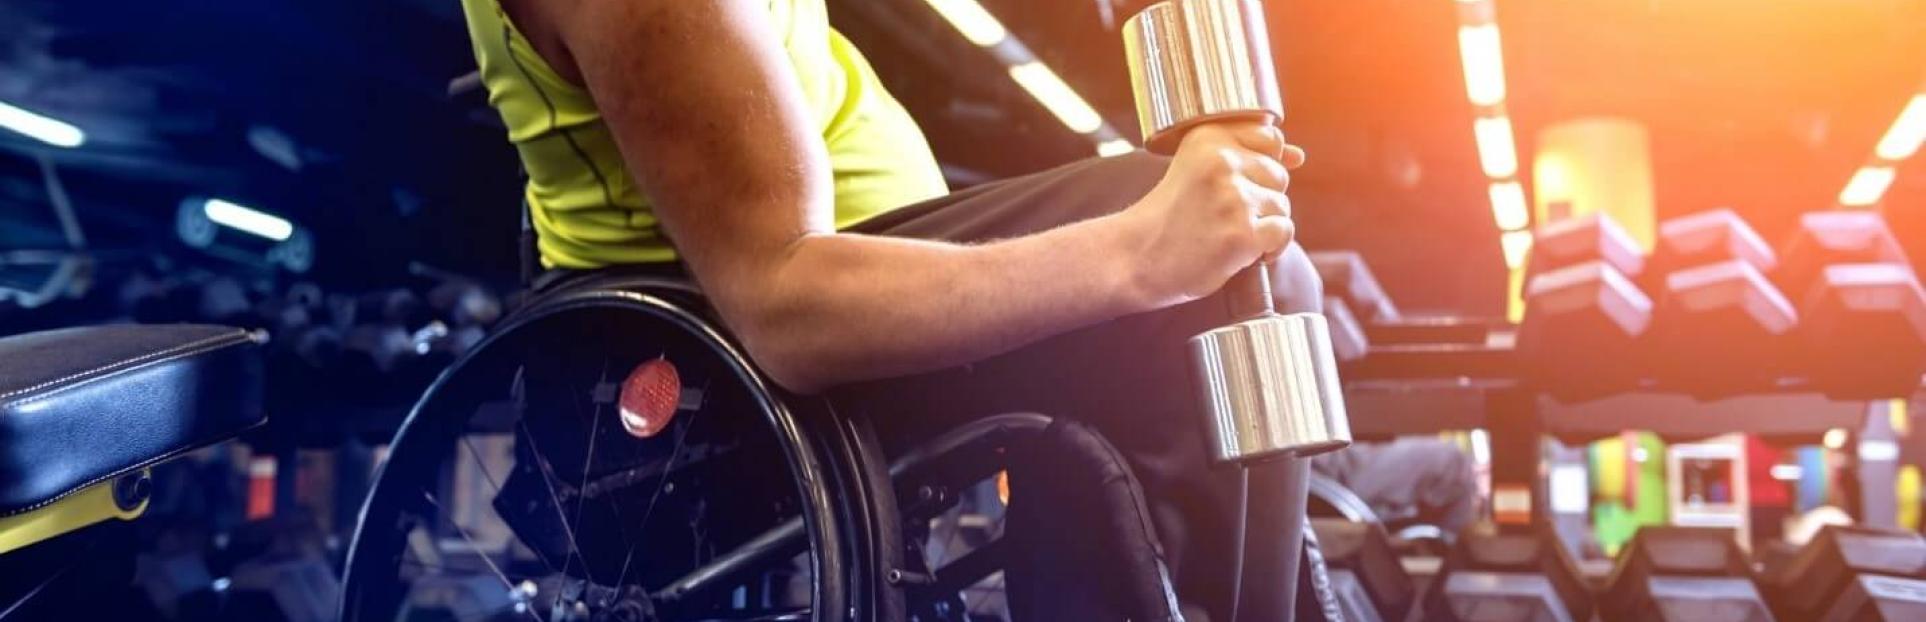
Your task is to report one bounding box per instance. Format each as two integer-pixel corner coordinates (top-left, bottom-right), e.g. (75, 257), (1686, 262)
(2, 1), (1926, 621)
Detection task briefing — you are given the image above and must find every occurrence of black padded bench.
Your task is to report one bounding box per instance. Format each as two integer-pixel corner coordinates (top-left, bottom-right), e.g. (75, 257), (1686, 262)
(0, 324), (265, 520)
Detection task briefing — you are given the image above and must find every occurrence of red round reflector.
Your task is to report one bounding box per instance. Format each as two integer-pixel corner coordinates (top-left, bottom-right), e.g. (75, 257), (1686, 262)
(619, 357), (681, 439)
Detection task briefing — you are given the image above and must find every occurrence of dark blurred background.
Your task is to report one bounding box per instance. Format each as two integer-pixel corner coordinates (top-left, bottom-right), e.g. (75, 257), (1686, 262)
(2, 0), (1924, 328)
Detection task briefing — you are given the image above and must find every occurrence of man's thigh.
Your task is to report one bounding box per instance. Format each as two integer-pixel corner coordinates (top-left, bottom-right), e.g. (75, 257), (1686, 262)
(834, 152), (1324, 620)
(847, 151), (1170, 242)
(840, 151), (1321, 433)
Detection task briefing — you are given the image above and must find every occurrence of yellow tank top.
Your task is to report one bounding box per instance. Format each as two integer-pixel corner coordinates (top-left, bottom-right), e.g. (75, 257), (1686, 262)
(459, 0), (948, 268)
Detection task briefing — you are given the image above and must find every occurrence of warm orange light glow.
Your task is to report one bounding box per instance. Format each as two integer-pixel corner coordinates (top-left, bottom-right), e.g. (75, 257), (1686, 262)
(1839, 166), (1896, 207)
(923, 0), (1008, 47)
(1532, 118), (1657, 249)
(1875, 94), (1926, 161)
(1474, 115), (1518, 178)
(1489, 181), (1530, 231)
(1009, 62), (1104, 134)
(1535, 156), (1571, 203)
(1458, 24), (1507, 107)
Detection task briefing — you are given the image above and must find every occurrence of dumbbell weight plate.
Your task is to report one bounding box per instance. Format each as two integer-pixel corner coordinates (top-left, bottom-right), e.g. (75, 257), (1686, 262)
(1779, 211), (1912, 302)
(1517, 261), (1653, 401)
(1647, 209), (1777, 284)
(1647, 260), (1798, 397)
(1528, 213), (1645, 281)
(1794, 264), (1926, 399)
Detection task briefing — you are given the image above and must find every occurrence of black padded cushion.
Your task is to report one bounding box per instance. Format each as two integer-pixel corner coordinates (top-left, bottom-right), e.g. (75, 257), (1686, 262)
(0, 324), (263, 516)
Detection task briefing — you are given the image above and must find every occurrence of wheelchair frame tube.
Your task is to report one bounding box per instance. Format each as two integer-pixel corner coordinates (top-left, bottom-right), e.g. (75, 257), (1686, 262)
(1236, 456), (1310, 621)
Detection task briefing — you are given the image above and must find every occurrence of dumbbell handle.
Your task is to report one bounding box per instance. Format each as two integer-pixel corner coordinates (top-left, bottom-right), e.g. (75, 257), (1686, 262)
(1224, 263), (1276, 320)
(1147, 116), (1283, 322)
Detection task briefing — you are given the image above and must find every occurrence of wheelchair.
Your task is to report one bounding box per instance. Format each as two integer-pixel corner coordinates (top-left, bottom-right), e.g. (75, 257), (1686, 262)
(0, 278), (1311, 622)
(333, 274), (1183, 622)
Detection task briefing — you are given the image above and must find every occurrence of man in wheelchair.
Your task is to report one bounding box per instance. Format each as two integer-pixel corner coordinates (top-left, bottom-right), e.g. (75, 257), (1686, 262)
(458, 0), (1322, 619)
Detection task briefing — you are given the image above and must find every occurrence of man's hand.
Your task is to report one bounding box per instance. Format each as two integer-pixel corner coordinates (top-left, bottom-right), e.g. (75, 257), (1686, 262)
(1119, 123), (1307, 308)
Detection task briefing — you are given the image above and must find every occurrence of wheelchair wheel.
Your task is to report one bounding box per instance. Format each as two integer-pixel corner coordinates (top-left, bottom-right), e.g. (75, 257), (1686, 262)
(340, 286), (900, 622)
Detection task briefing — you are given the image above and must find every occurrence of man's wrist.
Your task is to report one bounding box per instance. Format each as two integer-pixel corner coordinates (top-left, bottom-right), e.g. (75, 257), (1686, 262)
(1091, 209), (1161, 314)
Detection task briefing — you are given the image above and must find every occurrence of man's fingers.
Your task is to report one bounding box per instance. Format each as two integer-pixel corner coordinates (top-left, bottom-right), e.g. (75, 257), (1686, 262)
(1224, 122), (1286, 160)
(1236, 183), (1291, 219)
(1252, 214), (1295, 263)
(1239, 152), (1291, 192)
(1280, 143), (1306, 169)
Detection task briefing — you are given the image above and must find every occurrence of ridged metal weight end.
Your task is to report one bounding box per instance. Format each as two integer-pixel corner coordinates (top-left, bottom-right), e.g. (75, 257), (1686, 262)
(1122, 0), (1285, 152)
(1190, 312), (1352, 464)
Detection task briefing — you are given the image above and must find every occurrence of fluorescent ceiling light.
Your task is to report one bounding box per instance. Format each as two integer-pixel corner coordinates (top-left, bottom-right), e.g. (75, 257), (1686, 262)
(1474, 115), (1518, 178)
(1500, 229), (1533, 268)
(0, 100), (84, 148)
(924, 0), (1008, 47)
(204, 198), (295, 242)
(1096, 139), (1134, 157)
(1009, 61), (1104, 134)
(1488, 180), (1530, 231)
(1838, 166), (1896, 207)
(1874, 94), (1926, 161)
(1458, 24), (1507, 107)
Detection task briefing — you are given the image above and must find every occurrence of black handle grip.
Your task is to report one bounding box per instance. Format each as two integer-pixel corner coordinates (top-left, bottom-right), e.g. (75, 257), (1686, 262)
(1224, 263), (1276, 321)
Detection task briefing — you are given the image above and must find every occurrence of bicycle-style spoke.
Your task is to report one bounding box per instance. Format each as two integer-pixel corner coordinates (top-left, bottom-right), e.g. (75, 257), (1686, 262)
(517, 419), (599, 586)
(567, 362), (608, 581)
(612, 388), (705, 593)
(419, 490), (547, 622)
(0, 548), (81, 620)
(460, 434), (563, 581)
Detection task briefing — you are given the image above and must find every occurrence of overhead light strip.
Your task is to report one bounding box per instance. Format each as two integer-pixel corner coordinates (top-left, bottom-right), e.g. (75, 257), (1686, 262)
(1875, 94), (1926, 161)
(924, 0), (1009, 47)
(1455, 0), (1526, 271)
(1097, 138), (1136, 157)
(0, 100), (85, 148)
(1488, 180), (1530, 230)
(921, 0), (1125, 154)
(1839, 165), (1897, 208)
(1009, 61), (1105, 134)
(1457, 24), (1508, 108)
(1836, 91), (1926, 208)
(1474, 115), (1519, 178)
(204, 198), (295, 242)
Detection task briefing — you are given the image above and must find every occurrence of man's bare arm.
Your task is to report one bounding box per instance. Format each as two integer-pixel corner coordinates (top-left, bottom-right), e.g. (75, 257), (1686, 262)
(541, 0), (1300, 393)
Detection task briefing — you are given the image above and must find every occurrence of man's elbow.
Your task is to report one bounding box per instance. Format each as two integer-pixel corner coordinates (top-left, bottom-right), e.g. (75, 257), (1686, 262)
(758, 357), (833, 395)
(733, 309), (839, 395)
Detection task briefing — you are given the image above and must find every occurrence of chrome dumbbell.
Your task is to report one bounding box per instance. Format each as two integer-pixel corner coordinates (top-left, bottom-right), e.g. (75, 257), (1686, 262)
(1124, 0), (1350, 464)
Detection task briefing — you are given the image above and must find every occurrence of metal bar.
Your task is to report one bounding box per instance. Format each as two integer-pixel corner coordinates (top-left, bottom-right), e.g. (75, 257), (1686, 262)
(1537, 392), (1867, 441)
(653, 517), (806, 602)
(922, 536), (1009, 597)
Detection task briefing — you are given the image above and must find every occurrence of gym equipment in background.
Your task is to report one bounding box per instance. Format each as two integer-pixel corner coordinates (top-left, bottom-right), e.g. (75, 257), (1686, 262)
(1760, 524), (1926, 621)
(1307, 518), (1416, 622)
(1596, 526), (1771, 622)
(1777, 211), (1926, 400)
(1515, 213), (1653, 401)
(0, 325), (267, 618)
(1644, 209), (1796, 398)
(1309, 251), (1400, 364)
(1423, 524), (1593, 622)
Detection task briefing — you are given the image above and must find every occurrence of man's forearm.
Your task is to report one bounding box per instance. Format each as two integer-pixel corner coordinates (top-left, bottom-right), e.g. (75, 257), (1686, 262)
(731, 211), (1157, 393)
